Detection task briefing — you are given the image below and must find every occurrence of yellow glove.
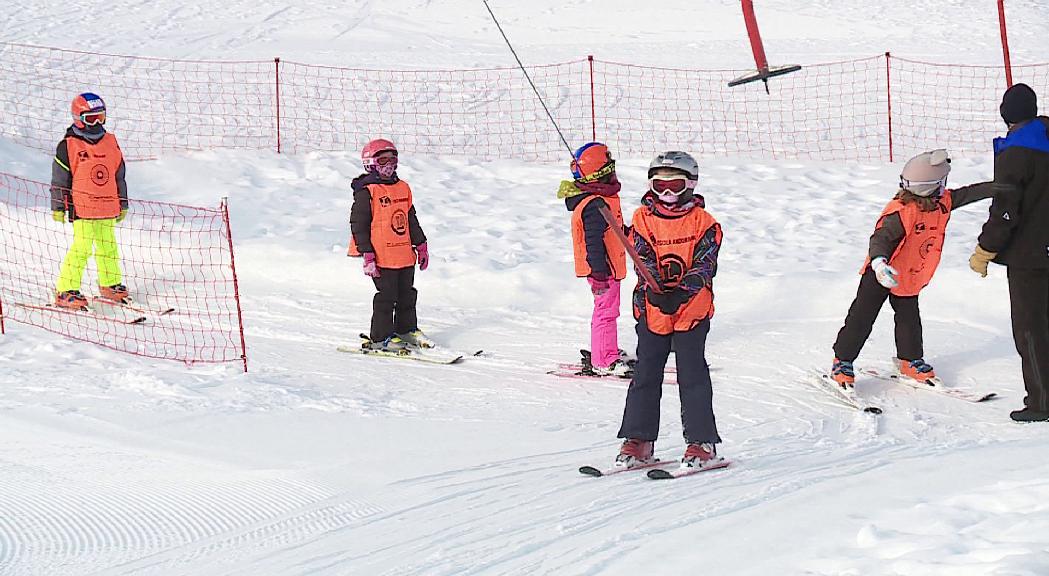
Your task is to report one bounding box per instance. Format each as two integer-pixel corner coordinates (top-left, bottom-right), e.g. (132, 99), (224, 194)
(52, 210), (65, 223)
(115, 209), (128, 223)
(969, 245), (997, 277)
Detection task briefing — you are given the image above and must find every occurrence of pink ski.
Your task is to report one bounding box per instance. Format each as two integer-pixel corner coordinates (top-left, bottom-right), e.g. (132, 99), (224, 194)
(647, 459), (731, 480)
(579, 459), (670, 477)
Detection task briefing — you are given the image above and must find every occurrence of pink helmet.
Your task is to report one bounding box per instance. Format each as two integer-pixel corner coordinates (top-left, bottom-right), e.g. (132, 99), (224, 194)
(361, 138), (397, 168)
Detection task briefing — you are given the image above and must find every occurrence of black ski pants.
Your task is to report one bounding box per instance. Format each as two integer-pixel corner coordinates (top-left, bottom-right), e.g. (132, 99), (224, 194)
(370, 266), (418, 342)
(1007, 268), (1049, 412)
(618, 320), (721, 445)
(833, 269), (923, 362)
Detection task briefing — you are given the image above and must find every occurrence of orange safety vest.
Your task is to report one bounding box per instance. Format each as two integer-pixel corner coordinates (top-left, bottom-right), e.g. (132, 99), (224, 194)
(571, 195), (627, 280)
(861, 190), (953, 297)
(631, 205), (720, 335)
(348, 180), (417, 269)
(65, 133), (123, 219)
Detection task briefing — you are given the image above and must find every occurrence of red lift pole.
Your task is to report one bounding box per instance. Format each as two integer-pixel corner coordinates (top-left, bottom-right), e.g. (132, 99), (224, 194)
(728, 0), (801, 92)
(998, 0), (1014, 88)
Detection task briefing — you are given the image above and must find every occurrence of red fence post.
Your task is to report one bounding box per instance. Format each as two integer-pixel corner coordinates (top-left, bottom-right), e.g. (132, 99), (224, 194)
(274, 57), (282, 154)
(885, 52), (894, 163)
(222, 199), (249, 373)
(588, 55), (597, 141)
(997, 0), (1014, 88)
(0, 292), (6, 335)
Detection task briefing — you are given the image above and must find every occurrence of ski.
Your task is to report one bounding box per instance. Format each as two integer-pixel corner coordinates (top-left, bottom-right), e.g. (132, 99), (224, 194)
(336, 345), (464, 365)
(548, 368), (630, 380)
(810, 369), (883, 414)
(90, 296), (176, 317)
(546, 369), (677, 385)
(861, 368), (997, 403)
(14, 302), (147, 325)
(647, 459), (731, 480)
(579, 459), (671, 477)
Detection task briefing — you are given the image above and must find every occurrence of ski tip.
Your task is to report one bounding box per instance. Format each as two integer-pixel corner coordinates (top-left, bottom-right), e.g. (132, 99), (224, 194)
(579, 466), (603, 477)
(863, 406), (884, 415)
(472, 350), (485, 357)
(646, 468), (674, 480)
(449, 356), (465, 364)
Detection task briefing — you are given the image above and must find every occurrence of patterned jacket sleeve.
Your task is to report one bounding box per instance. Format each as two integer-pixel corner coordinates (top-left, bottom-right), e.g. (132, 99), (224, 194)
(678, 222), (721, 296)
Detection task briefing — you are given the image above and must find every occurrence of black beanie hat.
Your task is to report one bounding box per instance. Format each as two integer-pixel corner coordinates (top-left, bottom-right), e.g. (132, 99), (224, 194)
(1000, 83), (1038, 124)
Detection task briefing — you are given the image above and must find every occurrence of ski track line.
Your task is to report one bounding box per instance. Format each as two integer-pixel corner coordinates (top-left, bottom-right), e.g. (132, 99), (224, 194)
(0, 466), (382, 576)
(277, 440), (912, 575)
(244, 423), (895, 574)
(100, 495), (386, 575)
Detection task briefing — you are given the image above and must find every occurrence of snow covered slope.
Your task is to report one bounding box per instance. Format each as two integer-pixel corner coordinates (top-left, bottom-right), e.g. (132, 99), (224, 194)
(2, 1), (1049, 575)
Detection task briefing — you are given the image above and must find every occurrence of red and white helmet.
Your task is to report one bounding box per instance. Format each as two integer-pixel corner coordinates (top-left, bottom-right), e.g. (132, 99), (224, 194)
(361, 138), (397, 168)
(71, 92), (106, 129)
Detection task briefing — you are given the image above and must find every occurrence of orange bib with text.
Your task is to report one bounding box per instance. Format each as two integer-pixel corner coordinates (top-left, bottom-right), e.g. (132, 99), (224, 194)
(65, 133), (123, 219)
(348, 180), (417, 269)
(861, 190), (953, 297)
(631, 206), (719, 335)
(571, 195), (627, 280)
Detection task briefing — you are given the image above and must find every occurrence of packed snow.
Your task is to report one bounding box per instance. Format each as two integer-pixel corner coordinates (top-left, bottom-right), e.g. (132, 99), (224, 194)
(2, 1), (1049, 575)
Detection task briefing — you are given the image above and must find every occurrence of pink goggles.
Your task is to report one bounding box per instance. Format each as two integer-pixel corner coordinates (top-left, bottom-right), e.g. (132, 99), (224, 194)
(649, 175), (697, 195)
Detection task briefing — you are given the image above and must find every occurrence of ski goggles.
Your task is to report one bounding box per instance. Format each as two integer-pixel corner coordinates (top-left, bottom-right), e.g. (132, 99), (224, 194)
(576, 160), (616, 184)
(80, 110), (106, 126)
(648, 175), (696, 195)
(899, 175), (947, 197)
(372, 151), (398, 165)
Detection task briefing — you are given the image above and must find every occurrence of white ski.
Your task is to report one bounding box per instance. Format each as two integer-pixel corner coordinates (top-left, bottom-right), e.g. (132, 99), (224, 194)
(861, 367), (996, 403)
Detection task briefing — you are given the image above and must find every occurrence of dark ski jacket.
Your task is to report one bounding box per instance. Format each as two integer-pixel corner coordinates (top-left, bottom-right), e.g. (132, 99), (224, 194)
(977, 116), (1049, 269)
(349, 171), (426, 254)
(565, 193), (612, 278)
(50, 125), (128, 220)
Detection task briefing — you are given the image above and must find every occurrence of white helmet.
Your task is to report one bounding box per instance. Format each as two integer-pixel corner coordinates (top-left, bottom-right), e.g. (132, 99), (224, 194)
(900, 149), (951, 197)
(648, 150), (699, 180)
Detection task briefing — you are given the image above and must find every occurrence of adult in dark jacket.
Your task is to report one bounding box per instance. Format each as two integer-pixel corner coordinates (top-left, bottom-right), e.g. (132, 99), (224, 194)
(968, 83), (1049, 422)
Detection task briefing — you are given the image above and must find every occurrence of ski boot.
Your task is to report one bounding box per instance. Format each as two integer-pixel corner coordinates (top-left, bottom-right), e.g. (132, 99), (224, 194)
(364, 335), (409, 354)
(55, 290), (89, 311)
(681, 442), (718, 468)
(896, 358), (937, 384)
(831, 358), (855, 389)
(592, 359), (633, 378)
(98, 283), (130, 304)
(617, 348), (637, 368)
(398, 329), (435, 349)
(615, 438), (655, 468)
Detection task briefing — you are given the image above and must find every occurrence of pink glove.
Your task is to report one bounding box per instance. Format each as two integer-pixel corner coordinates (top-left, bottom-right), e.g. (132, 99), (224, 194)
(363, 252), (380, 278)
(588, 274), (611, 296)
(415, 242), (429, 271)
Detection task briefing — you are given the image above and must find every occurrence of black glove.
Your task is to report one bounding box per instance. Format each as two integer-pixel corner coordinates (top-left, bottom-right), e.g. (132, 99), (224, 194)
(647, 288), (689, 315)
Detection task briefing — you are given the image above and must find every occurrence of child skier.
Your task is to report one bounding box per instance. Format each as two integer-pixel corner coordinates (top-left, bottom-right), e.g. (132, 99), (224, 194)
(558, 142), (631, 376)
(348, 138), (432, 351)
(830, 149), (994, 387)
(615, 151), (724, 469)
(50, 92), (130, 310)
